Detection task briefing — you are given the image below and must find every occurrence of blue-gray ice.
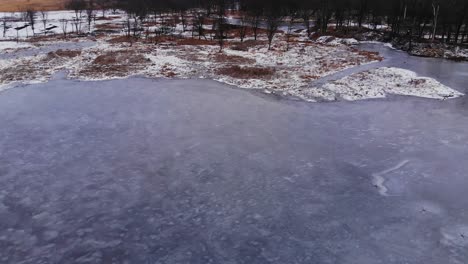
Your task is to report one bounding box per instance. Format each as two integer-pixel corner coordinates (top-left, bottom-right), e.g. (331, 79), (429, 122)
(0, 75), (468, 263)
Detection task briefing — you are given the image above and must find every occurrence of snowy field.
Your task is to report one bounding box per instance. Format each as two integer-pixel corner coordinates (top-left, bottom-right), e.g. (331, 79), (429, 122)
(0, 10), (124, 39)
(0, 10), (464, 102)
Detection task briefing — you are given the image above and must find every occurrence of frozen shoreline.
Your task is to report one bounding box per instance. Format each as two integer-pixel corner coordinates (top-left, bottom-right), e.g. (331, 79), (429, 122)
(0, 10), (464, 102)
(0, 40), (463, 102)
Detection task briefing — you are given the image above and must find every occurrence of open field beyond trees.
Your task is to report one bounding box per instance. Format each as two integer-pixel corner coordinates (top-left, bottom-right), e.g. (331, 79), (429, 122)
(0, 0), (65, 12)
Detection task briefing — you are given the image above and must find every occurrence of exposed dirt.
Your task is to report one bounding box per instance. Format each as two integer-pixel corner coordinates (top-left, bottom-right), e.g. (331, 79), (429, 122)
(177, 38), (217, 46)
(230, 40), (267, 51)
(93, 50), (148, 65)
(79, 50), (150, 78)
(95, 23), (123, 31)
(217, 66), (275, 79)
(212, 53), (256, 64)
(351, 48), (384, 61)
(54, 49), (82, 58)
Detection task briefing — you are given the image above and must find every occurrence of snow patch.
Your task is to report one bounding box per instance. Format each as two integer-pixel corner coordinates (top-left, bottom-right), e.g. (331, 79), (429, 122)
(322, 67), (463, 101)
(0, 41), (34, 52)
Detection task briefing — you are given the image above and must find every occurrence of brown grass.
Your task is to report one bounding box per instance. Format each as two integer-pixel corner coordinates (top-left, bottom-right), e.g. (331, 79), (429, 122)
(230, 40), (266, 51)
(217, 66), (275, 79)
(300, 75), (320, 80)
(93, 50), (148, 65)
(55, 49), (81, 57)
(0, 0), (65, 12)
(107, 36), (135, 44)
(408, 79), (426, 86)
(177, 38), (216, 46)
(160, 64), (177, 78)
(213, 53), (256, 64)
(27, 35), (68, 42)
(95, 16), (122, 21)
(79, 50), (149, 77)
(95, 23), (123, 31)
(42, 49), (81, 62)
(351, 48), (383, 61)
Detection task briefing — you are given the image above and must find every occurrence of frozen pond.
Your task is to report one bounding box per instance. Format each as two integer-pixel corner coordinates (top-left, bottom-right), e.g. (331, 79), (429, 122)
(0, 74), (467, 263)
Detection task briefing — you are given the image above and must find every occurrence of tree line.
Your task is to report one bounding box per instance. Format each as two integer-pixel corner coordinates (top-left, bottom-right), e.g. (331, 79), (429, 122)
(113, 0), (468, 44)
(3, 0), (467, 46)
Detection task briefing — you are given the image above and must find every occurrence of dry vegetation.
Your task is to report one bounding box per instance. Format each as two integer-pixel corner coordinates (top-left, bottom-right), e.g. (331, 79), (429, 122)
(217, 66), (275, 79)
(351, 48), (384, 61)
(79, 50), (150, 77)
(212, 53), (256, 64)
(176, 38), (217, 46)
(230, 40), (267, 51)
(51, 49), (81, 58)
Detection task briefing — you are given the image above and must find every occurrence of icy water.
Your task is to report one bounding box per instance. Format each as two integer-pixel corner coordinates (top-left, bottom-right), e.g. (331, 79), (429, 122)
(1, 51), (468, 263)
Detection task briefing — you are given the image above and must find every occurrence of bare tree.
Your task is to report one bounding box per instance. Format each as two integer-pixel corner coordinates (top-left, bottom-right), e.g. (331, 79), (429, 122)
(286, 15), (295, 51)
(122, 14), (135, 46)
(180, 10), (188, 31)
(299, 9), (314, 37)
(194, 11), (206, 39)
(67, 0), (86, 33)
(107, 0), (468, 47)
(432, 1), (440, 42)
(25, 9), (37, 35)
(1, 16), (10, 38)
(249, 11), (262, 41)
(215, 0), (226, 52)
(124, 15), (132, 38)
(238, 15), (247, 42)
(86, 0), (95, 32)
(40, 11), (48, 35)
(59, 19), (69, 37)
(265, 10), (282, 50)
(97, 0), (107, 18)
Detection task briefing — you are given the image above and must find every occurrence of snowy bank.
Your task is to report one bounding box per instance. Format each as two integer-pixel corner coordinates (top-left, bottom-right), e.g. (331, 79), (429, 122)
(321, 67), (464, 101)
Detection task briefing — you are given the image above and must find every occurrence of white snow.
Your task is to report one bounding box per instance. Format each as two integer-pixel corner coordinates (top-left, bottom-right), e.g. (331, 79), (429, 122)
(0, 10), (127, 40)
(322, 67), (464, 101)
(316, 36), (359, 46)
(384, 43), (396, 50)
(0, 41), (34, 51)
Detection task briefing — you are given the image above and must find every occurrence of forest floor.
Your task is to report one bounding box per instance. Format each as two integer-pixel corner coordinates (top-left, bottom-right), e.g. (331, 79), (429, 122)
(0, 10), (463, 102)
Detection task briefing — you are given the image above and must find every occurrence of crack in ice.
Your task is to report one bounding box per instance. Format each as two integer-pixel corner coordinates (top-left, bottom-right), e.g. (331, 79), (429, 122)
(372, 160), (410, 196)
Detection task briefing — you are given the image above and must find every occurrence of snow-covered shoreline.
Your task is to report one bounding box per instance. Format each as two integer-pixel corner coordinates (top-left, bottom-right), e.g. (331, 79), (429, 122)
(322, 67), (463, 101)
(0, 10), (464, 102)
(0, 37), (463, 102)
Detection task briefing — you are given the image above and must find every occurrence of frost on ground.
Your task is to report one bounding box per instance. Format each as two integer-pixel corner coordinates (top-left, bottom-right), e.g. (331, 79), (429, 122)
(321, 67), (464, 101)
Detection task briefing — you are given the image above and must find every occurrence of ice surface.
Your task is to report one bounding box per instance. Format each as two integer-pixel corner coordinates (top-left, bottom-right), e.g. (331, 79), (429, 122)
(0, 77), (467, 263)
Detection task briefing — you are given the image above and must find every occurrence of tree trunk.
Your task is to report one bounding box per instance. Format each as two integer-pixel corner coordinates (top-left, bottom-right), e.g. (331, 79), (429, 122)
(432, 3), (439, 42)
